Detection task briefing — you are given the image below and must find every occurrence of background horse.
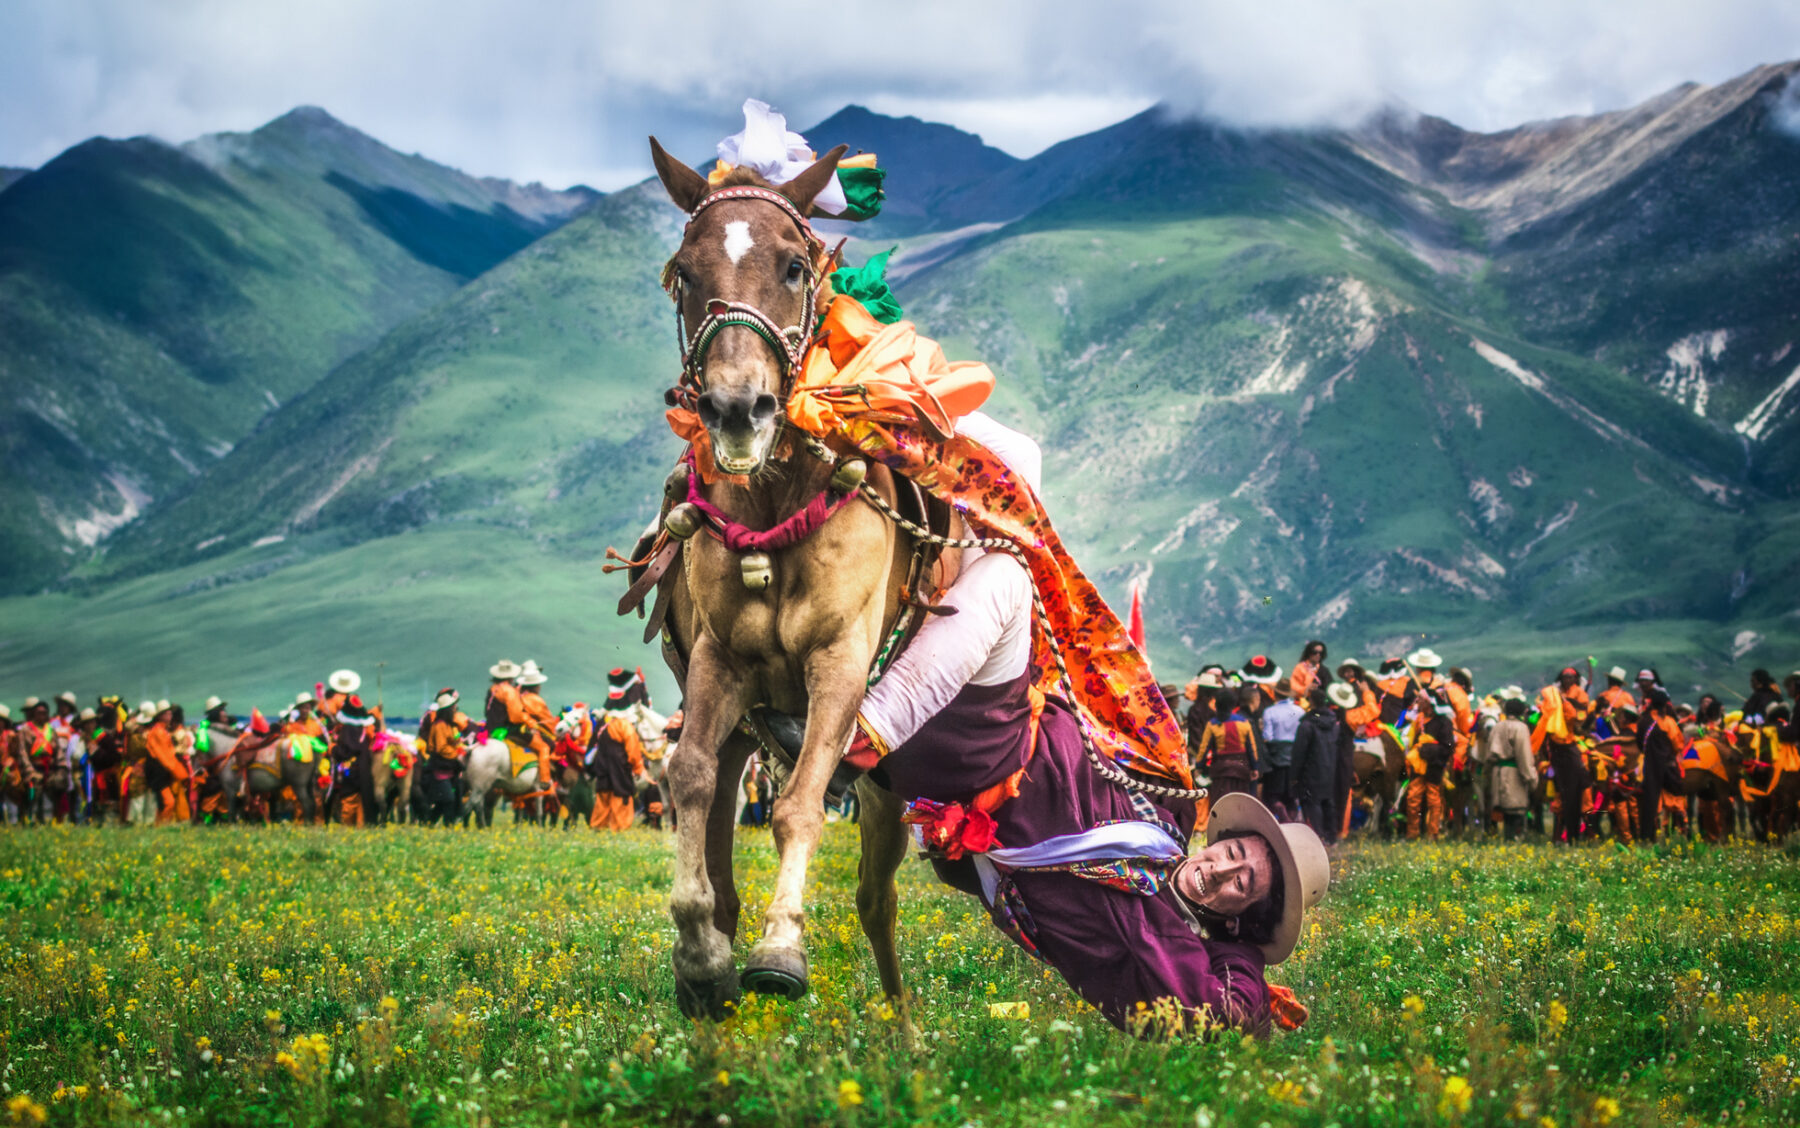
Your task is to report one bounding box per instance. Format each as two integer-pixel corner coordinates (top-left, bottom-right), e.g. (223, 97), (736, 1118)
(460, 739), (549, 826)
(644, 141), (935, 1019)
(1350, 730), (1407, 837)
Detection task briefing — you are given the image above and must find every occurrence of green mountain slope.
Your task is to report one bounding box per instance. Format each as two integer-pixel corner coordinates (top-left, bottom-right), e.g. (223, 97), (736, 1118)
(0, 107), (594, 593)
(6, 71), (1800, 709)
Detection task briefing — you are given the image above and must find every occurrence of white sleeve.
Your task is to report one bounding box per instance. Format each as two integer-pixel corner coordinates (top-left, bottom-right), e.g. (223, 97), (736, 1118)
(859, 551), (1033, 751)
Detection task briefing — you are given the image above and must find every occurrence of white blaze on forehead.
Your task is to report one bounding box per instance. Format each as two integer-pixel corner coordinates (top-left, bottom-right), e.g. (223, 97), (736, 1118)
(722, 220), (754, 266)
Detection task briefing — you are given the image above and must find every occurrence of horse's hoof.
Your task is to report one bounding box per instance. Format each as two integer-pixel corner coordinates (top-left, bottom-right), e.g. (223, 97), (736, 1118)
(674, 968), (741, 1020)
(742, 946), (808, 1000)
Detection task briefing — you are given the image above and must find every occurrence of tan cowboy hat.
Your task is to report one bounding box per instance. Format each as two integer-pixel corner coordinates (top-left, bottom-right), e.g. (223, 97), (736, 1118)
(56, 691), (77, 706)
(1205, 793), (1329, 965)
(294, 691), (318, 707)
(1335, 658), (1367, 678)
(1501, 685), (1527, 702)
(135, 700), (157, 723)
(1407, 647), (1443, 669)
(1608, 666), (1628, 683)
(489, 658), (522, 681)
(518, 660), (548, 688)
(22, 696), (40, 710)
(1326, 683), (1358, 709)
(0, 704), (10, 721)
(204, 695), (226, 712)
(433, 689), (460, 710)
(327, 669), (361, 695)
(155, 699), (171, 714)
(79, 707), (97, 722)
(1193, 670), (1226, 690)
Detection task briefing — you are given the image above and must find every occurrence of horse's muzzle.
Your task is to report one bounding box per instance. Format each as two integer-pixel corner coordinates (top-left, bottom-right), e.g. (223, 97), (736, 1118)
(698, 385), (779, 474)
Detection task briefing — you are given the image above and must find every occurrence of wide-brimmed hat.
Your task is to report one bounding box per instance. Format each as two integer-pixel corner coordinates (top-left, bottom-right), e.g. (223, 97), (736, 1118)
(433, 688), (460, 710)
(56, 691), (77, 707)
(22, 696), (41, 710)
(155, 699), (171, 715)
(1205, 793), (1329, 964)
(1193, 670), (1226, 690)
(78, 707), (97, 722)
(204, 695), (226, 712)
(1241, 655), (1282, 686)
(327, 669), (361, 695)
(489, 659), (522, 681)
(1608, 666), (1628, 683)
(1335, 658), (1366, 678)
(519, 660), (548, 688)
(135, 700), (157, 723)
(0, 704), (11, 721)
(1407, 647), (1443, 669)
(294, 691), (318, 707)
(1326, 683), (1358, 709)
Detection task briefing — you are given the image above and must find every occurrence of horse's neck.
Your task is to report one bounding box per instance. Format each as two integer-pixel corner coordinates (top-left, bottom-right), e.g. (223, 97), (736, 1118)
(704, 443), (831, 523)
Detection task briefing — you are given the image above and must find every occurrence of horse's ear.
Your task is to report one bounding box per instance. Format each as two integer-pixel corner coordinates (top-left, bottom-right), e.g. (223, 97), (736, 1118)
(649, 136), (710, 214)
(777, 144), (848, 215)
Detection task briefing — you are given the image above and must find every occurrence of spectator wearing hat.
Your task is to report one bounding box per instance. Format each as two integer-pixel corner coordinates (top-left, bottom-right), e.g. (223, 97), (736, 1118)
(604, 666), (669, 823)
(1260, 680), (1305, 819)
(86, 698), (126, 826)
(1291, 686), (1345, 839)
(1194, 687), (1263, 801)
(1482, 694), (1537, 841)
(1184, 666), (1228, 757)
(143, 703), (191, 825)
(1374, 659), (1413, 726)
(1596, 668), (1637, 727)
(591, 669), (650, 831)
(517, 662), (560, 818)
(1533, 666), (1593, 844)
(329, 696), (381, 826)
(418, 689), (472, 825)
(484, 660), (536, 781)
(1406, 687), (1454, 840)
(321, 670), (361, 724)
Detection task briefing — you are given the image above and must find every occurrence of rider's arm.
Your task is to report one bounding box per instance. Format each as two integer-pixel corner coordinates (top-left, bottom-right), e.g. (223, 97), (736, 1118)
(858, 551), (1032, 753)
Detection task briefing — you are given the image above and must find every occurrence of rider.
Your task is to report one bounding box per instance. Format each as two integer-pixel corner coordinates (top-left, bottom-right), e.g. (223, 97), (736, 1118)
(825, 415), (1328, 1037)
(418, 689), (472, 826)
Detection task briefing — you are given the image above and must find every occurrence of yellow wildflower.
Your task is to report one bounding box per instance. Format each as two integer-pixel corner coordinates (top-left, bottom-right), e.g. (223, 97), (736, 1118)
(1547, 999), (1568, 1037)
(1592, 1097), (1620, 1125)
(837, 1079), (864, 1108)
(1439, 1075), (1472, 1117)
(5, 1095), (47, 1125)
(1402, 995), (1426, 1018)
(716, 1070), (730, 1087)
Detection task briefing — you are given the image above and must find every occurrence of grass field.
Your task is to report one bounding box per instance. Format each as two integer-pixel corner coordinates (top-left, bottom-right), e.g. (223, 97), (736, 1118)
(0, 823), (1796, 1127)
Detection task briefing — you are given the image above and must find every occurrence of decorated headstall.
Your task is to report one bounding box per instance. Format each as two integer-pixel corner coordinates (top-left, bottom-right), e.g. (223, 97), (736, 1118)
(660, 185), (830, 404)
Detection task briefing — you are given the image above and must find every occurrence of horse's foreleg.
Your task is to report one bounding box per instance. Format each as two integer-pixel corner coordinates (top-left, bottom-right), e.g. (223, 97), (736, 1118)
(669, 638), (755, 1018)
(744, 642), (867, 1000)
(705, 735), (753, 941)
(854, 777), (908, 999)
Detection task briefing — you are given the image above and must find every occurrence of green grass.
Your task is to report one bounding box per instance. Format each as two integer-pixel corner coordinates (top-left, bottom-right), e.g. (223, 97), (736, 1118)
(0, 824), (1795, 1126)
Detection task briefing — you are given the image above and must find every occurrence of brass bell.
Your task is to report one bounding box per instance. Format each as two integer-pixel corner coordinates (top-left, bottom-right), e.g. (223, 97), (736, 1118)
(664, 464), (690, 502)
(740, 552), (773, 592)
(664, 502), (702, 540)
(829, 458), (867, 494)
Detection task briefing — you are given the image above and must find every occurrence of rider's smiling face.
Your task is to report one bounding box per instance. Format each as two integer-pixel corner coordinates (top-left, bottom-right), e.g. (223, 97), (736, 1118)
(1188, 834), (1276, 917)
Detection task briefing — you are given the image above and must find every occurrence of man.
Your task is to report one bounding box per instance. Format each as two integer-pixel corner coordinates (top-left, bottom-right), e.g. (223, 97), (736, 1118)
(86, 698), (127, 825)
(484, 659), (539, 792)
(1483, 695), (1537, 842)
(1374, 659), (1413, 725)
(18, 699), (61, 823)
(1595, 668), (1638, 731)
(1333, 659), (1381, 839)
(1195, 688), (1261, 800)
(590, 675), (648, 831)
(517, 661), (561, 820)
(603, 668), (669, 824)
(1184, 667), (1228, 759)
(1743, 669), (1783, 726)
(330, 696), (380, 825)
(1407, 649), (1447, 694)
(417, 689), (471, 826)
(1638, 688), (1685, 844)
(1259, 680), (1304, 819)
(143, 703), (191, 825)
(320, 670), (360, 724)
(1406, 688), (1453, 840)
(1291, 686), (1344, 839)
(1533, 666), (1593, 844)
(0, 704), (28, 823)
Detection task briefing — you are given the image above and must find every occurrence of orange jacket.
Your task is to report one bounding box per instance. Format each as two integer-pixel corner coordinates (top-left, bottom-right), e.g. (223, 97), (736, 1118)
(521, 692), (558, 751)
(145, 724), (190, 782)
(1531, 684), (1590, 753)
(1344, 683), (1381, 734)
(602, 714), (647, 775)
(1290, 661), (1320, 701)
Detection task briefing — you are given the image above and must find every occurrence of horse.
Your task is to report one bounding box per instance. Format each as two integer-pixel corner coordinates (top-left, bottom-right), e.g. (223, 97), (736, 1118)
(459, 739), (550, 826)
(639, 140), (946, 1018)
(1678, 731), (1743, 842)
(1350, 729), (1408, 837)
(367, 731), (418, 824)
(226, 733), (326, 822)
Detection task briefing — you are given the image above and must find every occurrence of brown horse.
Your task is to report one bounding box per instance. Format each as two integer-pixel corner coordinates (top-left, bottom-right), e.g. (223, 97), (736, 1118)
(1349, 729), (1408, 836)
(642, 140), (940, 1018)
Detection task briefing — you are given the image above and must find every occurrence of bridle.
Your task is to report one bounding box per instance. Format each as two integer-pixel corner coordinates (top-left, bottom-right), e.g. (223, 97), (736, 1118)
(661, 185), (826, 408)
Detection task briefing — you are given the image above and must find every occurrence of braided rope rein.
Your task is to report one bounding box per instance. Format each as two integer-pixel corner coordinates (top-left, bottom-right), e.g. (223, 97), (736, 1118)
(853, 482), (1207, 803)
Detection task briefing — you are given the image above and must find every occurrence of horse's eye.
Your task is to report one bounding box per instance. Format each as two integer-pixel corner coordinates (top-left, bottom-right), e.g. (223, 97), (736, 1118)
(786, 258), (805, 282)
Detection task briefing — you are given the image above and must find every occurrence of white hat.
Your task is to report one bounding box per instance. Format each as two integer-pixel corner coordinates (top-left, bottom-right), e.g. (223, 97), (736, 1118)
(155, 699), (170, 714)
(434, 690), (460, 710)
(135, 700), (158, 723)
(489, 659), (522, 681)
(518, 660), (548, 688)
(1407, 647), (1443, 669)
(79, 707), (97, 722)
(1608, 666), (1628, 683)
(22, 696), (40, 710)
(294, 691), (317, 707)
(0, 704), (10, 721)
(1326, 683), (1358, 709)
(204, 695), (226, 712)
(56, 691), (77, 706)
(327, 669), (361, 695)
(1205, 793), (1330, 965)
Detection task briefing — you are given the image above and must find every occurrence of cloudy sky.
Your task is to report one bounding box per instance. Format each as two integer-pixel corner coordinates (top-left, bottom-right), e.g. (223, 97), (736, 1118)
(3, 0), (1798, 190)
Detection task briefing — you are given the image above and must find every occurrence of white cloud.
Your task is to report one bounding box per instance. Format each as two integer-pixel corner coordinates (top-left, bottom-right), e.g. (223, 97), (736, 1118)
(1, 0), (1796, 189)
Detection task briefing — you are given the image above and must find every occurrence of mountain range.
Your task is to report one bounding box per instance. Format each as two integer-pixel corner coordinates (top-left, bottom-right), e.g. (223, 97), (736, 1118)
(2, 63), (1798, 709)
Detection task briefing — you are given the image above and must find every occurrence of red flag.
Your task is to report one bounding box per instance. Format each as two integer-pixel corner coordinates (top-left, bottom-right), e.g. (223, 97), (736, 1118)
(1127, 579), (1146, 652)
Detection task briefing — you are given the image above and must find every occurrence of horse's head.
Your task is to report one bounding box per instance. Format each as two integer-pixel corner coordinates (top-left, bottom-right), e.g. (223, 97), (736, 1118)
(649, 137), (847, 476)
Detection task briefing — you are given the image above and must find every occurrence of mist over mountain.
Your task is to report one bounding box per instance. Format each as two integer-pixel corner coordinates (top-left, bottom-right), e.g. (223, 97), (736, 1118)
(3, 63), (1798, 707)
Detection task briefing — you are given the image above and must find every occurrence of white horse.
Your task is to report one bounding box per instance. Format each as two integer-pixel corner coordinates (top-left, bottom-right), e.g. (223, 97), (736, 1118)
(460, 739), (549, 826)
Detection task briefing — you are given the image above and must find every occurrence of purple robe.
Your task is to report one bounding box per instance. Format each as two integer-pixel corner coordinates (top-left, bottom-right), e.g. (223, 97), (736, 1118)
(872, 670), (1271, 1036)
